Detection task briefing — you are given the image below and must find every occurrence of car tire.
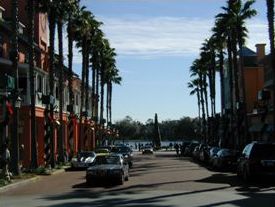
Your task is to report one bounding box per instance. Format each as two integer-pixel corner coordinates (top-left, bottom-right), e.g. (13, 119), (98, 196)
(86, 178), (92, 185)
(119, 174), (124, 185)
(129, 162), (133, 168)
(243, 166), (251, 182)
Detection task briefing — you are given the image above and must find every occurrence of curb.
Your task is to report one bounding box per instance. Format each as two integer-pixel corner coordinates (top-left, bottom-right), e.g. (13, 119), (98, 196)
(0, 167), (68, 193)
(0, 176), (40, 193)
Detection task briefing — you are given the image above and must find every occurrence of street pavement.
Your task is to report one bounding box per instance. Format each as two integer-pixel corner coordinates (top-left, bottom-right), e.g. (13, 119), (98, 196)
(1, 151), (275, 207)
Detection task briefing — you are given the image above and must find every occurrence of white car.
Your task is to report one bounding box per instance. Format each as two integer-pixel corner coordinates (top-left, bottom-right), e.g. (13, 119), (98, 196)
(71, 151), (96, 169)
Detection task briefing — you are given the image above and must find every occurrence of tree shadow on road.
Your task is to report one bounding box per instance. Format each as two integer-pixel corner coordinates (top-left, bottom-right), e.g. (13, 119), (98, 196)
(40, 184), (230, 207)
(196, 172), (275, 192)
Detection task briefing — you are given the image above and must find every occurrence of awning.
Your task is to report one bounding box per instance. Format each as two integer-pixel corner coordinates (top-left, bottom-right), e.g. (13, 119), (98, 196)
(249, 123), (265, 132)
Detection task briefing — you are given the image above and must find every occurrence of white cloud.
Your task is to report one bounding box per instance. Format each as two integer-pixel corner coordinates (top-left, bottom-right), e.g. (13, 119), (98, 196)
(100, 16), (213, 58)
(60, 16), (268, 64)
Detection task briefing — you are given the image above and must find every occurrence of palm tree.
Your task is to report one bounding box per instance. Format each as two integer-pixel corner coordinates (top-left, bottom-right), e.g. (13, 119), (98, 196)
(75, 9), (101, 150)
(90, 28), (104, 123)
(190, 59), (206, 142)
(38, 0), (58, 168)
(266, 0), (275, 136)
(56, 0), (67, 163)
(66, 0), (80, 159)
(27, 0), (38, 169)
(212, 20), (227, 117)
(106, 68), (121, 126)
(10, 0), (20, 175)
(223, 0), (256, 146)
(188, 79), (201, 123)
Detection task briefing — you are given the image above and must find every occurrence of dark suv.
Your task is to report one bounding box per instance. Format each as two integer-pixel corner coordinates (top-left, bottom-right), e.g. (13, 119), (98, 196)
(237, 142), (275, 181)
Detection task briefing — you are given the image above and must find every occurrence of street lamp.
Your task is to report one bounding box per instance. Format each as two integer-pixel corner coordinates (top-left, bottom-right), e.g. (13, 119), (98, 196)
(15, 96), (22, 108)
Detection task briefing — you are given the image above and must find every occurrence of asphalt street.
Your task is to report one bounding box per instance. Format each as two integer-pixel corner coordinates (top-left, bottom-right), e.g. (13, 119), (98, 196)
(1, 151), (275, 207)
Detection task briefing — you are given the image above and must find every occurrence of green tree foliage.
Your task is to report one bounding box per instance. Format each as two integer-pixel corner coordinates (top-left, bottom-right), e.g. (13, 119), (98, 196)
(114, 116), (199, 141)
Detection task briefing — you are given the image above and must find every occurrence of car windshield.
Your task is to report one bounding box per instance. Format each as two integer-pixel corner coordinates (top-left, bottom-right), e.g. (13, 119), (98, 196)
(95, 148), (109, 153)
(111, 147), (132, 153)
(251, 144), (275, 159)
(94, 156), (121, 165)
(78, 152), (95, 158)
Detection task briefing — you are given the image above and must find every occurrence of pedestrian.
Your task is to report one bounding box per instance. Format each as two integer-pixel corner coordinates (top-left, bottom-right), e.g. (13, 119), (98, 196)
(1, 141), (11, 181)
(174, 143), (179, 156)
(19, 144), (24, 171)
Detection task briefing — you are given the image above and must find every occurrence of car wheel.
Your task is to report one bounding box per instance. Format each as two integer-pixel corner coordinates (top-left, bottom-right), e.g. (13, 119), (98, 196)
(86, 178), (92, 185)
(129, 162), (133, 168)
(243, 166), (250, 182)
(119, 174), (124, 185)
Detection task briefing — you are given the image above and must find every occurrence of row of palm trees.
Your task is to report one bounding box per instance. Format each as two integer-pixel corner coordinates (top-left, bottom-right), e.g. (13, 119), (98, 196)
(9, 0), (121, 173)
(188, 0), (274, 149)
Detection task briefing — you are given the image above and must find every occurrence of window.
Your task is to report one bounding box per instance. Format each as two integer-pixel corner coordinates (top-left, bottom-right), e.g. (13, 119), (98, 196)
(0, 6), (5, 20)
(37, 75), (43, 93)
(55, 87), (59, 99)
(75, 93), (79, 105)
(19, 77), (27, 95)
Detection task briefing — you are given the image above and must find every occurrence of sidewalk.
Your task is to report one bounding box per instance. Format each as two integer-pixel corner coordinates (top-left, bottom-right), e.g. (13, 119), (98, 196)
(0, 167), (68, 193)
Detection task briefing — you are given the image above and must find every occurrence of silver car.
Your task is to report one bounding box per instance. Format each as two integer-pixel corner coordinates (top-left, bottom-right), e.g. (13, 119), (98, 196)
(86, 154), (129, 185)
(71, 151), (96, 169)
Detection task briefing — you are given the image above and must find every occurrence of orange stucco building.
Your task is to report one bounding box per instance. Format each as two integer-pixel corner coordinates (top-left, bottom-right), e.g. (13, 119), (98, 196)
(0, 1), (95, 168)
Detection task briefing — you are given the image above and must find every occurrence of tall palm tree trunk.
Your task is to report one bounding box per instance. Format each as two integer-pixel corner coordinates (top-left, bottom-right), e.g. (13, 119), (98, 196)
(227, 35), (234, 148)
(266, 0), (275, 138)
(100, 73), (105, 126)
(27, 0), (37, 169)
(237, 37), (249, 146)
(84, 45), (90, 150)
(57, 19), (64, 163)
(10, 0), (20, 175)
(79, 38), (87, 151)
(67, 14), (75, 159)
(48, 10), (56, 168)
(199, 75), (206, 142)
(219, 50), (225, 114)
(106, 83), (110, 127)
(109, 83), (113, 125)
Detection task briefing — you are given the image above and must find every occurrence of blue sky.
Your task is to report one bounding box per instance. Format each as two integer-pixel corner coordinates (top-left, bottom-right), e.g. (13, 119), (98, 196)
(71, 0), (268, 123)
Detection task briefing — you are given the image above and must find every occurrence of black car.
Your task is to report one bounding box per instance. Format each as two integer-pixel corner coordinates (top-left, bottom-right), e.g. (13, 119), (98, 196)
(86, 154), (129, 185)
(111, 145), (134, 168)
(212, 148), (239, 170)
(237, 142), (275, 181)
(184, 142), (199, 157)
(180, 141), (191, 156)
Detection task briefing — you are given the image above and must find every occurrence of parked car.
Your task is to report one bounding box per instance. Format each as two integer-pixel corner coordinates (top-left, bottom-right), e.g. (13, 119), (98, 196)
(71, 151), (96, 169)
(192, 146), (200, 160)
(180, 141), (191, 156)
(142, 146), (154, 154)
(95, 147), (110, 155)
(212, 148), (239, 170)
(86, 154), (129, 185)
(198, 144), (210, 162)
(208, 147), (221, 165)
(237, 142), (275, 181)
(184, 142), (199, 157)
(111, 145), (134, 168)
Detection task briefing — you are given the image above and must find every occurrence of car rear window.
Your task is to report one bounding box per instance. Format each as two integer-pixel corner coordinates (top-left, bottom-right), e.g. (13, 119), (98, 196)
(251, 144), (275, 159)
